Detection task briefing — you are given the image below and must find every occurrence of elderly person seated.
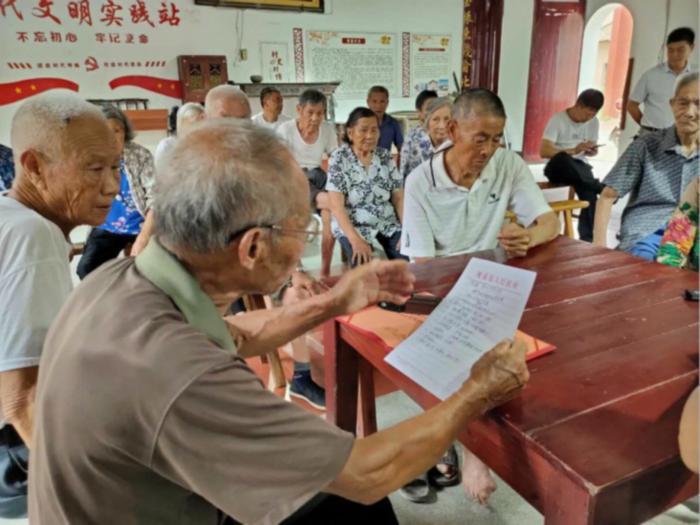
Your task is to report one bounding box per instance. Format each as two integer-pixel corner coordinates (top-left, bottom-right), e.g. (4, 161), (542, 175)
(154, 102), (205, 168)
(367, 85), (403, 153)
(77, 105), (155, 278)
(400, 91), (445, 179)
(205, 84), (252, 119)
(0, 144), (14, 192)
(252, 86), (292, 131)
(327, 107), (406, 266)
(29, 119), (530, 524)
(400, 88), (558, 504)
(0, 93), (119, 517)
(593, 72), (699, 252)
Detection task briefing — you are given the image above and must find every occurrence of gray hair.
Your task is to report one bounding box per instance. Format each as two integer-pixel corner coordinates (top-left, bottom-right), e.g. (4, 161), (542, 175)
(101, 105), (135, 142)
(204, 85), (251, 117)
(423, 97), (453, 127)
(176, 102), (205, 132)
(452, 88), (506, 121)
(674, 71), (699, 97)
(10, 92), (104, 157)
(153, 119), (303, 253)
(298, 89), (327, 109)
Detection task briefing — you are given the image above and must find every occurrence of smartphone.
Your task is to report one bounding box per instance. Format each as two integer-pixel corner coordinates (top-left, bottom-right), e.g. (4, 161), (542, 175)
(684, 289), (699, 302)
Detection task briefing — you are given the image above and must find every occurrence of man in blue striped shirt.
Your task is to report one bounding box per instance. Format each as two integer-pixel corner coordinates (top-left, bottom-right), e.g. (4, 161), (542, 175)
(594, 72), (699, 252)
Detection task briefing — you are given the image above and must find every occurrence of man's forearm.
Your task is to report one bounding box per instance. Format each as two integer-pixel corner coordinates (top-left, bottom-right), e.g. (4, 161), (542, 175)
(327, 379), (489, 504)
(527, 212), (559, 248)
(593, 190), (616, 246)
(627, 101), (643, 126)
(227, 292), (342, 358)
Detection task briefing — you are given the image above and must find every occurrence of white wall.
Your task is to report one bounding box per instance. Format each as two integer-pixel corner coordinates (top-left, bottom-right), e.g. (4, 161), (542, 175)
(0, 0), (464, 145)
(497, 0), (699, 155)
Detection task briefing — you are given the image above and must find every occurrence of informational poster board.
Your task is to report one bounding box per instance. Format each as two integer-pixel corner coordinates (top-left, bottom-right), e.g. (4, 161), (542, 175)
(260, 42), (292, 82)
(303, 30), (399, 99)
(409, 34), (452, 96)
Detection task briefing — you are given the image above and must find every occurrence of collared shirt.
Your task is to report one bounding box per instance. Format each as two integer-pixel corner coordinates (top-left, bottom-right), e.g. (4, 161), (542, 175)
(630, 62), (694, 129)
(252, 111), (292, 131)
(603, 126), (699, 252)
(29, 240), (354, 525)
(326, 143), (402, 240)
(378, 113), (404, 152)
(400, 147), (551, 258)
(400, 125), (434, 179)
(0, 196), (71, 375)
(98, 162), (145, 236)
(0, 144), (14, 192)
(123, 141), (155, 214)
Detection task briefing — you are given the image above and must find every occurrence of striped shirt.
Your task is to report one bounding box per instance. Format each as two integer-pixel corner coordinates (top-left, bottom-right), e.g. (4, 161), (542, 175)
(603, 126), (699, 252)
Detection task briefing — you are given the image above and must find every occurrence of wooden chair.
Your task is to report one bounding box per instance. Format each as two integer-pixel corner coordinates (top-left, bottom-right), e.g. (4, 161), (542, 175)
(241, 294), (287, 391)
(536, 181), (590, 239)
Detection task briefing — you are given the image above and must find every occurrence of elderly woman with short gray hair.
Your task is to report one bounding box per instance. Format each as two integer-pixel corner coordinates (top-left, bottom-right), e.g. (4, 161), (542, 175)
(399, 97), (452, 180)
(76, 105), (156, 278)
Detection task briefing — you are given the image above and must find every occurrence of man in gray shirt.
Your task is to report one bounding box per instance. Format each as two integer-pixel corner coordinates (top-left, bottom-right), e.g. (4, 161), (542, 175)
(29, 120), (529, 524)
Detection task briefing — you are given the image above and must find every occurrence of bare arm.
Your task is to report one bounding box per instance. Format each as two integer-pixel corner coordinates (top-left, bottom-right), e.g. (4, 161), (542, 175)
(626, 100), (643, 126)
(391, 190), (404, 224)
(327, 191), (364, 243)
(527, 210), (560, 248)
(498, 211), (559, 258)
(540, 139), (592, 159)
(226, 260), (415, 358)
(0, 367), (39, 447)
(593, 186), (618, 247)
(327, 339), (529, 504)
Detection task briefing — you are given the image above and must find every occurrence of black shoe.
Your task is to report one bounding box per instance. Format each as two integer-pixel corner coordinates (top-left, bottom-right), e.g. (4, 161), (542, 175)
(286, 370), (326, 410)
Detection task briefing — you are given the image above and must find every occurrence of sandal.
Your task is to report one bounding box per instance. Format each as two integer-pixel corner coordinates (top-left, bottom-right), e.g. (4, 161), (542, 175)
(398, 472), (432, 503)
(428, 444), (461, 487)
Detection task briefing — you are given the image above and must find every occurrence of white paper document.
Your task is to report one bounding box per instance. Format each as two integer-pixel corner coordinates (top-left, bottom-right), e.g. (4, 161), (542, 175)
(384, 258), (537, 400)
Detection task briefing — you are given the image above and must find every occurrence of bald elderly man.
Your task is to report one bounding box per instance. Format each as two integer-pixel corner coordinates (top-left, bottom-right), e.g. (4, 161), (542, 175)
(0, 93), (120, 516)
(30, 120), (529, 524)
(131, 84), (252, 256)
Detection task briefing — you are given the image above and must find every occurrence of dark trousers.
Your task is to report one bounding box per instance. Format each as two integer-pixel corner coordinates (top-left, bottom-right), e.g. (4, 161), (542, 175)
(338, 230), (408, 267)
(222, 494), (398, 525)
(76, 228), (138, 280)
(544, 152), (605, 242)
(0, 426), (28, 519)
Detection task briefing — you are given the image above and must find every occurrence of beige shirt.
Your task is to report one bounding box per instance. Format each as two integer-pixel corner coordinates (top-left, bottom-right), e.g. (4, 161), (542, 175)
(29, 240), (354, 525)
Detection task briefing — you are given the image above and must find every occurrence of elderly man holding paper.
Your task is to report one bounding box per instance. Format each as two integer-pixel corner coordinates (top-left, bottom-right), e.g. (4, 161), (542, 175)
(29, 119), (529, 524)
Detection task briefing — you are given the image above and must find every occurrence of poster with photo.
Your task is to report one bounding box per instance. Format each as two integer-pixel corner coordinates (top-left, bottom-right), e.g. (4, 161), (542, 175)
(409, 34), (451, 96)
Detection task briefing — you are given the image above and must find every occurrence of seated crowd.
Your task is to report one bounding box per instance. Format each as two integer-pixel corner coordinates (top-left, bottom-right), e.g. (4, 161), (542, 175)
(0, 27), (697, 522)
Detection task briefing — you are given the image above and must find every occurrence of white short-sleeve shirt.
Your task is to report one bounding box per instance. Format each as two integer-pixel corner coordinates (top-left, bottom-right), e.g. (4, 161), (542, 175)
(276, 120), (338, 169)
(630, 62), (694, 129)
(542, 110), (599, 161)
(251, 112), (291, 131)
(400, 147), (551, 259)
(0, 196), (72, 372)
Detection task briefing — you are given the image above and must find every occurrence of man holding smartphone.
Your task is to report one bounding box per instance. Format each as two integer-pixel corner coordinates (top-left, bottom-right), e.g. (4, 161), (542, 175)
(540, 89), (606, 241)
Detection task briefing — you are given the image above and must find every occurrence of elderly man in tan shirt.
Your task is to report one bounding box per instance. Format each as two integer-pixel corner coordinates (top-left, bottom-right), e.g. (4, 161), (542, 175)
(29, 119), (529, 524)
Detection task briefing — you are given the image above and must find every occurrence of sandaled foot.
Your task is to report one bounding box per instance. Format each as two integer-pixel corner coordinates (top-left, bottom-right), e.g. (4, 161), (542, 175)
(428, 444), (461, 487)
(462, 450), (496, 505)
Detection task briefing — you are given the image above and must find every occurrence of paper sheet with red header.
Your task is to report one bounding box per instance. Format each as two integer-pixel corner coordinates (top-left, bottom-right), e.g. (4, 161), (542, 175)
(384, 258), (537, 400)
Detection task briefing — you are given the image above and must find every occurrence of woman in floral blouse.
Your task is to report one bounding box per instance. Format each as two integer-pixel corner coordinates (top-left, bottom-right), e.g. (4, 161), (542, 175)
(657, 175), (699, 271)
(77, 106), (155, 279)
(399, 96), (452, 180)
(326, 107), (407, 266)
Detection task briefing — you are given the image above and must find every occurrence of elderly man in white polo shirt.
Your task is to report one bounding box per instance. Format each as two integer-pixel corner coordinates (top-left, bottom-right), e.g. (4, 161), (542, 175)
(400, 88), (558, 503)
(628, 27), (695, 134)
(401, 88), (558, 262)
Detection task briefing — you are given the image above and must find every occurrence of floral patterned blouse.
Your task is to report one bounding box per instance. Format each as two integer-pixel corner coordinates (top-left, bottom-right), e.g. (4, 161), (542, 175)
(98, 162), (144, 236)
(399, 125), (434, 180)
(0, 145), (14, 192)
(657, 176), (699, 271)
(326, 143), (403, 241)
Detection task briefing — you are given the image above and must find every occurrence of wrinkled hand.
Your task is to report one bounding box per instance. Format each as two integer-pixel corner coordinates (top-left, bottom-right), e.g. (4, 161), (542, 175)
(290, 270), (328, 300)
(469, 339), (529, 412)
(350, 235), (373, 266)
(330, 259), (415, 315)
(498, 222), (531, 257)
(574, 141), (595, 155)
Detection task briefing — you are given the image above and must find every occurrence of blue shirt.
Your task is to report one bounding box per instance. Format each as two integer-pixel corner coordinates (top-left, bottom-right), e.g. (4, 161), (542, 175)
(603, 126), (699, 252)
(378, 114), (404, 152)
(98, 163), (144, 236)
(0, 145), (14, 192)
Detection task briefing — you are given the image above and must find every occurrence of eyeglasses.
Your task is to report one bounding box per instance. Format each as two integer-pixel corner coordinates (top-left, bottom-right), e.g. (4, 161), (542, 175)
(227, 217), (321, 244)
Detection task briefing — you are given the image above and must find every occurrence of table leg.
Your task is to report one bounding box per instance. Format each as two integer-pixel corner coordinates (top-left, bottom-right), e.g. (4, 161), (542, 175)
(357, 358), (377, 437)
(324, 319), (359, 434)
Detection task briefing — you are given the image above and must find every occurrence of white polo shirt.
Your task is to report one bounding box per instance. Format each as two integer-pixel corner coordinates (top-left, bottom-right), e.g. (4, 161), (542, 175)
(252, 112), (291, 131)
(400, 146), (551, 259)
(630, 62), (694, 129)
(542, 110), (599, 162)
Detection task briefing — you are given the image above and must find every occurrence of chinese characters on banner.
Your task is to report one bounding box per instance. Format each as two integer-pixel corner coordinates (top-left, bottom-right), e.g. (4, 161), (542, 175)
(2, 0), (181, 46)
(260, 42), (291, 82)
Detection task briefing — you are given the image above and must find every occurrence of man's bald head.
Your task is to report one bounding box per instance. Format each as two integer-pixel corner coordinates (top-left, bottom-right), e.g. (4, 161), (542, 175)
(452, 88), (507, 122)
(204, 85), (252, 119)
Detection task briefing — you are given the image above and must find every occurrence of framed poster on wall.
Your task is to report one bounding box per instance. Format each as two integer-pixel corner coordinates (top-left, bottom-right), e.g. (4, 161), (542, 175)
(194, 0), (324, 12)
(260, 42), (292, 82)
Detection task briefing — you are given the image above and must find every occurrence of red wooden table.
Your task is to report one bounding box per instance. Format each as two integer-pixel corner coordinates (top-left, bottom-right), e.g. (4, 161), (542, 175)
(324, 236), (699, 525)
